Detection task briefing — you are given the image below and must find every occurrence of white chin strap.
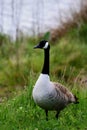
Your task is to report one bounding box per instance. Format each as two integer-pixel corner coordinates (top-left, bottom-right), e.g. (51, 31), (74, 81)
(43, 42), (49, 49)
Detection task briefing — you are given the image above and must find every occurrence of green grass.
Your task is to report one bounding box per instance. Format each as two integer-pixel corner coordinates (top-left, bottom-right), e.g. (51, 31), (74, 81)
(0, 83), (87, 130)
(0, 25), (87, 129)
(0, 34), (87, 88)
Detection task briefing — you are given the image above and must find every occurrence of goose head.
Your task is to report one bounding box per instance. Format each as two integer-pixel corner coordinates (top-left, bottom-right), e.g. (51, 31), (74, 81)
(34, 40), (50, 49)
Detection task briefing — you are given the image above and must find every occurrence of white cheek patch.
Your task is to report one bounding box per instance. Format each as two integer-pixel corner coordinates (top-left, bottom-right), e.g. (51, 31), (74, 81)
(43, 42), (49, 49)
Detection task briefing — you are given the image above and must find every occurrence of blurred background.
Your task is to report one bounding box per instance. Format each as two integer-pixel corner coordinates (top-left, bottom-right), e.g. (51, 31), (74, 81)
(0, 0), (87, 102)
(0, 0), (87, 39)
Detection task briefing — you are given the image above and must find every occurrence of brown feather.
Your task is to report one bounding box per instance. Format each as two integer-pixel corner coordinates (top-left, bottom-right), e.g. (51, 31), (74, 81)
(53, 82), (77, 104)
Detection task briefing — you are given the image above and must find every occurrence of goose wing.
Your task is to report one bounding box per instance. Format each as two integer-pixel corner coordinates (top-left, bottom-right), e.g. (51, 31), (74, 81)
(52, 82), (77, 104)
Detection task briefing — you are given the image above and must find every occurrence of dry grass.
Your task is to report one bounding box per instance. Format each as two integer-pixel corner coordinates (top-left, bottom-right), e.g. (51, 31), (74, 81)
(51, 1), (87, 42)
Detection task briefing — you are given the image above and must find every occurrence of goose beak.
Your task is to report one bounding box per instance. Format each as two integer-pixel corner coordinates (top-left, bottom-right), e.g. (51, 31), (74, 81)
(34, 44), (40, 49)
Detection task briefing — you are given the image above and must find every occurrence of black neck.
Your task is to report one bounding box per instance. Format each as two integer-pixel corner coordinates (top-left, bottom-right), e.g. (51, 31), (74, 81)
(41, 46), (50, 75)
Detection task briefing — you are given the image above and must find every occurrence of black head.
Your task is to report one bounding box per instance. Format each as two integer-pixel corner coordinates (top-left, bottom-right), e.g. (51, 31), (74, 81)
(34, 40), (50, 49)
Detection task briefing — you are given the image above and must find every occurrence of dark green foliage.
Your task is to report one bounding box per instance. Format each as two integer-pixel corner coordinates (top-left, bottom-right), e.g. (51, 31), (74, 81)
(79, 23), (87, 43)
(43, 31), (51, 41)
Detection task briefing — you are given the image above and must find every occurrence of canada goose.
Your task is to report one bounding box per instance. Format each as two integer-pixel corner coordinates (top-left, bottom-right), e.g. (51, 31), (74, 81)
(32, 40), (79, 120)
